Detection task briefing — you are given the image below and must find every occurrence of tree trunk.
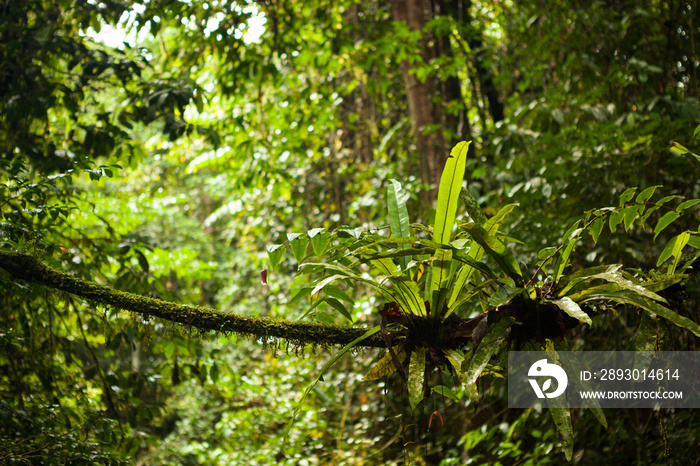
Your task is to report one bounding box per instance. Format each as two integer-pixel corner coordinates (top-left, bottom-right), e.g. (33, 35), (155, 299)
(392, 0), (448, 204)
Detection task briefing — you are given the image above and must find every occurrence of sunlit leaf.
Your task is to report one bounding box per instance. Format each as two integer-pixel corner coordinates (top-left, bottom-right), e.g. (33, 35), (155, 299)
(387, 179), (412, 270)
(653, 211), (680, 240)
(290, 237), (309, 263)
(635, 185), (658, 205)
(589, 217), (605, 243)
(551, 297), (592, 326)
(433, 141), (470, 244)
(266, 244), (286, 271)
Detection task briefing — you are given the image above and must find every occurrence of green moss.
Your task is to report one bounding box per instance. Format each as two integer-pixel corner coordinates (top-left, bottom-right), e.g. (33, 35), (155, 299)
(0, 251), (388, 348)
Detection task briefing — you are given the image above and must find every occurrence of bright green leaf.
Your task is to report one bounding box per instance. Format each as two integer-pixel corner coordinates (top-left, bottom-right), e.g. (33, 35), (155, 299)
(266, 244), (286, 271)
(433, 141), (470, 244)
(653, 211), (680, 240)
(618, 187), (637, 206)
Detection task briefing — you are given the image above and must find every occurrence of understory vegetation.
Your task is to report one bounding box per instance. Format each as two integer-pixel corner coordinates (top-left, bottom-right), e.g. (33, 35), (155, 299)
(1, 0), (698, 464)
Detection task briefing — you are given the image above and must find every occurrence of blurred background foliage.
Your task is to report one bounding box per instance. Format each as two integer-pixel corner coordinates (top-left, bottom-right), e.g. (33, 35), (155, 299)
(0, 0), (698, 464)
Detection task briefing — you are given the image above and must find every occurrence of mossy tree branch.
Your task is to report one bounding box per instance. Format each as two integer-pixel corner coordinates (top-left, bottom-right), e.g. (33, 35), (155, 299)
(0, 251), (391, 348)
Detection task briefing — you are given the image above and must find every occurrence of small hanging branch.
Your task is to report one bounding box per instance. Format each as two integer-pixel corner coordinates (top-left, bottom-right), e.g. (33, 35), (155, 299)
(0, 251), (393, 348)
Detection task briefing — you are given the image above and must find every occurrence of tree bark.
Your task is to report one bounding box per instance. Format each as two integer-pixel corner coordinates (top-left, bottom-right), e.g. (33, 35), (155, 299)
(392, 0), (447, 204)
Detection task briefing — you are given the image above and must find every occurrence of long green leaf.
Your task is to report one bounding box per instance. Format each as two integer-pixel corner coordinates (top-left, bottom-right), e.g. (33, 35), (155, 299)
(571, 289), (700, 337)
(549, 407), (573, 461)
(463, 317), (515, 401)
(433, 141), (470, 244)
(364, 344), (406, 381)
(388, 179), (412, 270)
(447, 204), (519, 316)
(551, 297), (592, 326)
(408, 347), (426, 410)
(461, 223), (523, 285)
(372, 258), (427, 316)
(429, 248), (453, 318)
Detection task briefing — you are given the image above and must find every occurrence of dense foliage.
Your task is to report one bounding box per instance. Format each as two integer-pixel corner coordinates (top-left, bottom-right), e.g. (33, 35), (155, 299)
(1, 0), (698, 464)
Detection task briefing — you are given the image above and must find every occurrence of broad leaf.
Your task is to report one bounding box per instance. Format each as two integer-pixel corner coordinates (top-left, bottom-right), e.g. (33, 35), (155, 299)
(654, 211), (680, 240)
(408, 347), (426, 410)
(266, 244), (286, 271)
(463, 317), (515, 401)
(462, 223), (523, 285)
(364, 344), (406, 381)
(551, 297), (592, 326)
(372, 258), (427, 316)
(388, 179), (412, 270)
(571, 289), (700, 337)
(433, 141), (470, 244)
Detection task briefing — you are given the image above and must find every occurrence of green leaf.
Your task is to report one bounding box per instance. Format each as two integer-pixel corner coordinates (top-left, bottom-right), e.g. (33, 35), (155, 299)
(549, 407), (573, 461)
(657, 232), (690, 274)
(322, 285), (354, 304)
(283, 326), (381, 449)
(571, 289), (700, 337)
(488, 278), (517, 307)
(554, 226), (583, 282)
(618, 187), (637, 206)
(463, 317), (515, 401)
(565, 270), (668, 304)
(408, 347), (426, 410)
(623, 205), (640, 231)
(266, 244), (286, 271)
(372, 258), (427, 316)
(589, 217), (605, 243)
(653, 211), (680, 240)
(387, 179), (412, 270)
(363, 344), (406, 381)
(310, 230), (331, 257)
(461, 223), (523, 285)
(635, 186), (658, 204)
(325, 297), (353, 323)
(551, 297), (592, 326)
(445, 205), (518, 316)
(608, 209), (624, 233)
(290, 236), (308, 263)
(429, 248), (453, 317)
(538, 247), (558, 260)
(431, 385), (461, 402)
(460, 187), (489, 225)
(676, 199), (700, 212)
(670, 142), (690, 154)
(433, 141), (470, 244)
(288, 287), (313, 306)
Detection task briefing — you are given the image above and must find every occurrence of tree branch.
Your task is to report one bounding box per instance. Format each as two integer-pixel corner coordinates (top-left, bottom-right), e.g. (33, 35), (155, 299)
(0, 251), (391, 348)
